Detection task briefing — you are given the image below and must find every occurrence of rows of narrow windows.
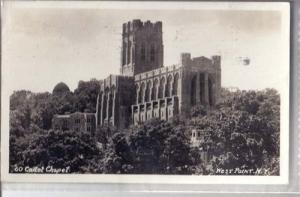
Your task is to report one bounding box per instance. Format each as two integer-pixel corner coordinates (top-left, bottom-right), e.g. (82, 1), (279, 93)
(73, 117), (93, 124)
(141, 43), (156, 63)
(190, 74), (214, 107)
(192, 131), (201, 138)
(87, 117), (93, 123)
(136, 74), (179, 104)
(98, 89), (116, 122)
(135, 74), (215, 106)
(122, 42), (157, 65)
(54, 115), (95, 133)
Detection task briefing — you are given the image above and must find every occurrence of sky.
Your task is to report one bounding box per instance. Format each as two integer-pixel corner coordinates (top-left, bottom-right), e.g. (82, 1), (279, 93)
(2, 2), (290, 94)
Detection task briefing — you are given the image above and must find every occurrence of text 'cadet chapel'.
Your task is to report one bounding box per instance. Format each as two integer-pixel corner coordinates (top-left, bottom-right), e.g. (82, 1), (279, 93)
(52, 19), (222, 134)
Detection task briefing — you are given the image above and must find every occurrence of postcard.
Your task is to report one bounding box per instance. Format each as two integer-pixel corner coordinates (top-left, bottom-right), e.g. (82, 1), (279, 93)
(1, 1), (290, 184)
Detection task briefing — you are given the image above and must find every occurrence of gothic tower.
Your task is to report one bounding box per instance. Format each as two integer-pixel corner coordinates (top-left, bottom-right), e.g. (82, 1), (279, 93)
(120, 19), (164, 76)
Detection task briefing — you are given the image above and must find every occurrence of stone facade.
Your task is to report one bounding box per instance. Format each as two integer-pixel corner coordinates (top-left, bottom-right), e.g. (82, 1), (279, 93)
(53, 19), (222, 133)
(52, 112), (96, 135)
(96, 75), (135, 129)
(132, 53), (221, 125)
(96, 19), (221, 128)
(120, 20), (163, 76)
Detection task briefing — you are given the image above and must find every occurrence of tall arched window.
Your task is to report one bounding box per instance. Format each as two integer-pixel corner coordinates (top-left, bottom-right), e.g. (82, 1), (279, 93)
(172, 73), (179, 95)
(190, 75), (197, 106)
(102, 88), (109, 119)
(158, 77), (166, 98)
(141, 43), (146, 62)
(122, 42), (127, 65)
(139, 82), (146, 103)
(127, 41), (131, 64)
(165, 75), (172, 97)
(200, 73), (205, 104)
(208, 77), (214, 106)
(150, 44), (155, 62)
(135, 84), (139, 104)
(108, 89), (114, 118)
(96, 92), (103, 125)
(132, 47), (135, 63)
(145, 81), (152, 102)
(152, 79), (159, 100)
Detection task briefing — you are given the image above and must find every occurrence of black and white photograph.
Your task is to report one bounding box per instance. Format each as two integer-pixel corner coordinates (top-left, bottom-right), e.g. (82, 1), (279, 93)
(1, 1), (290, 184)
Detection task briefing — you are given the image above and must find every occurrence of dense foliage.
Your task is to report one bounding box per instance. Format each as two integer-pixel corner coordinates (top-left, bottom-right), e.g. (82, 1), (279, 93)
(10, 129), (103, 173)
(10, 79), (101, 129)
(188, 88), (280, 175)
(9, 87), (280, 175)
(9, 79), (103, 173)
(101, 119), (201, 174)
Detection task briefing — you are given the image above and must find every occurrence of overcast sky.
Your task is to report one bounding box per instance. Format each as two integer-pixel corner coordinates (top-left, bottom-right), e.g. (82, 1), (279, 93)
(2, 2), (289, 94)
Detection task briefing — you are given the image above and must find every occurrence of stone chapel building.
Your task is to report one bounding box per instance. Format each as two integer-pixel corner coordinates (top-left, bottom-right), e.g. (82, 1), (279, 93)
(52, 19), (221, 131)
(95, 19), (222, 129)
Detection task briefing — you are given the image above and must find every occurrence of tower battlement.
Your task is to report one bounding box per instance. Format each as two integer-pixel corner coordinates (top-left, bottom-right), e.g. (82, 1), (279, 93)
(122, 19), (162, 34)
(120, 19), (164, 77)
(95, 19), (221, 129)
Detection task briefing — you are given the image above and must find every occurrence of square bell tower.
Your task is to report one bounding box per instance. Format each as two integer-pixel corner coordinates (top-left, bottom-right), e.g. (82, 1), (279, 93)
(120, 19), (164, 76)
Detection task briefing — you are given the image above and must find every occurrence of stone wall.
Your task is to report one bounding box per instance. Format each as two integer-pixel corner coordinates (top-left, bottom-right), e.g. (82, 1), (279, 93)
(120, 19), (164, 76)
(52, 112), (96, 135)
(180, 53), (221, 116)
(52, 19), (222, 139)
(190, 129), (211, 163)
(132, 53), (221, 125)
(132, 65), (182, 125)
(96, 74), (135, 129)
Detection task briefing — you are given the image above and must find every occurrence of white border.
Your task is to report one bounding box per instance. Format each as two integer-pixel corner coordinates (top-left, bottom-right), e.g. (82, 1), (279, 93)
(1, 1), (290, 184)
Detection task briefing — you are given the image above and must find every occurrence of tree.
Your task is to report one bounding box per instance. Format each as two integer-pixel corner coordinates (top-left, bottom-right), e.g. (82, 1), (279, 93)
(102, 119), (201, 174)
(190, 105), (207, 117)
(9, 86), (280, 175)
(10, 90), (32, 111)
(30, 92), (54, 129)
(188, 88), (280, 175)
(73, 79), (101, 113)
(10, 129), (104, 173)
